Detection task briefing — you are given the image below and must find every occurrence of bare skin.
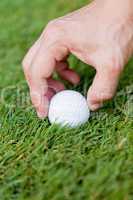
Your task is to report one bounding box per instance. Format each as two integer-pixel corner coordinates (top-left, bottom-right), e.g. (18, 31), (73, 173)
(22, 0), (133, 118)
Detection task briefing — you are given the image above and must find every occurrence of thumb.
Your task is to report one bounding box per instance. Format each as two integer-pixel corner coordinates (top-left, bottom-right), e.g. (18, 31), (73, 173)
(87, 66), (122, 111)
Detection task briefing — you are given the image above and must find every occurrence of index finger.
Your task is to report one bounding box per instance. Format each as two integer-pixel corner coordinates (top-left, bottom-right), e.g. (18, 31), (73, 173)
(23, 40), (69, 118)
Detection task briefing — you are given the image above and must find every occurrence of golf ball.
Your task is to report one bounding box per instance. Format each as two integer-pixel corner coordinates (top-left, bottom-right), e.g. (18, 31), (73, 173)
(48, 90), (90, 127)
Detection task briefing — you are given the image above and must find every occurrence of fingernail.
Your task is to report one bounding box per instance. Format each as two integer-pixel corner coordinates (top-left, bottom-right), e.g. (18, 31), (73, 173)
(37, 111), (47, 119)
(89, 103), (103, 111)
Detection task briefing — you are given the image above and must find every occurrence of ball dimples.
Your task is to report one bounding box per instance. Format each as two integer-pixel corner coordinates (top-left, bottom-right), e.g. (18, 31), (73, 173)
(48, 90), (90, 127)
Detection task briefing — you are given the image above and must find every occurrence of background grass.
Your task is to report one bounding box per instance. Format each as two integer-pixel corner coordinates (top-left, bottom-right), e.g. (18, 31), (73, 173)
(0, 0), (133, 199)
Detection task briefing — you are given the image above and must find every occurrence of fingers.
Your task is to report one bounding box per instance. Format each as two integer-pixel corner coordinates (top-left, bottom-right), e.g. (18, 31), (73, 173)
(22, 20), (80, 119)
(23, 32), (71, 119)
(56, 62), (80, 84)
(22, 38), (42, 71)
(31, 77), (65, 116)
(87, 66), (122, 111)
(30, 85), (49, 118)
(23, 41), (80, 119)
(46, 78), (65, 101)
(47, 78), (65, 92)
(23, 40), (57, 118)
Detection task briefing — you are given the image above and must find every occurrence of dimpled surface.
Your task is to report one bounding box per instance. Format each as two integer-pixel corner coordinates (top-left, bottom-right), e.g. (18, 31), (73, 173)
(48, 90), (90, 127)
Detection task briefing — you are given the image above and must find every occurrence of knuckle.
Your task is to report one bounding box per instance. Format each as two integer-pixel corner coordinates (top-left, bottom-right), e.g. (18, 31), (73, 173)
(47, 19), (62, 30)
(47, 20), (58, 28)
(44, 19), (65, 39)
(106, 54), (124, 74)
(103, 93), (114, 100)
(108, 63), (123, 75)
(96, 51), (124, 74)
(30, 90), (41, 108)
(95, 91), (114, 101)
(89, 91), (114, 102)
(45, 20), (58, 33)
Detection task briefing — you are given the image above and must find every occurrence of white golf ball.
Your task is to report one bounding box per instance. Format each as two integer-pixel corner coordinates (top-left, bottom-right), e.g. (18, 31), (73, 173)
(48, 90), (90, 127)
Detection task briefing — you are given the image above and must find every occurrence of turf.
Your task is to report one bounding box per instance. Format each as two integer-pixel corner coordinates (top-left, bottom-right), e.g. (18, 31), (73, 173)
(0, 0), (133, 200)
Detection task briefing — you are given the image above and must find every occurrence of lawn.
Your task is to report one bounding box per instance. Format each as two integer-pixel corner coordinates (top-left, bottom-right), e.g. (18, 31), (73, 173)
(0, 0), (133, 200)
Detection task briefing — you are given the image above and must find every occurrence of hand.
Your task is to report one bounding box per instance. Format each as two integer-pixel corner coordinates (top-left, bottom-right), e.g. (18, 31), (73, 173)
(22, 0), (133, 118)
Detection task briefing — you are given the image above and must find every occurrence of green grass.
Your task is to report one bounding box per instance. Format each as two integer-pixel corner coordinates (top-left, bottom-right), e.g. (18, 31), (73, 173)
(0, 0), (133, 199)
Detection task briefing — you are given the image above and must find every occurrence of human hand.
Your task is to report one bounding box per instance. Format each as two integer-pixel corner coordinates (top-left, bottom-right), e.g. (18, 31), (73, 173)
(22, 0), (133, 118)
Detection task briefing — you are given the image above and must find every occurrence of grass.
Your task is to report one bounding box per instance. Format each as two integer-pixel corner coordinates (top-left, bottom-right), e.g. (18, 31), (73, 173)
(0, 0), (133, 199)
